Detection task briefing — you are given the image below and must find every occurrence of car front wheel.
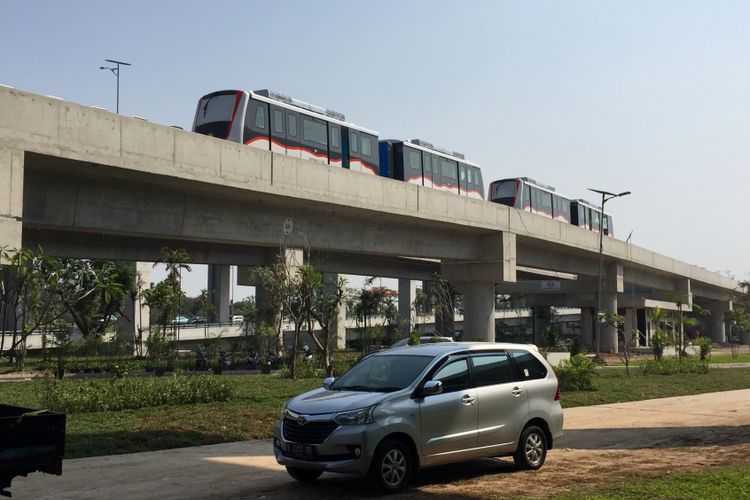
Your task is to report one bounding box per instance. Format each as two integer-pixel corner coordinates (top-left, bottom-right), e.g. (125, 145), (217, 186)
(286, 466), (322, 483)
(513, 425), (547, 470)
(368, 438), (413, 492)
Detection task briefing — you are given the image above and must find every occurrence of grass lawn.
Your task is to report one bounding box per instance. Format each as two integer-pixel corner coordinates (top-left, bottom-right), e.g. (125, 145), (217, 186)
(553, 465), (750, 499)
(561, 367), (750, 408)
(2, 367), (750, 459)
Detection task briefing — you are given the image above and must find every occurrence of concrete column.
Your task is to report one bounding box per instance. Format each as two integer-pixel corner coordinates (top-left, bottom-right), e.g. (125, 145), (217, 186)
(709, 303), (729, 343)
(581, 308), (594, 351)
(0, 147), (23, 254)
(323, 273), (347, 350)
(398, 279), (417, 338)
(208, 264), (231, 322)
(623, 308), (636, 346)
(133, 262), (154, 353)
(600, 292), (619, 353)
(461, 281), (496, 342)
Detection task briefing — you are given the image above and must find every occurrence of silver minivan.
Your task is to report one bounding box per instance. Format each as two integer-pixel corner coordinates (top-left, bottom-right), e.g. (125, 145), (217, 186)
(273, 343), (563, 492)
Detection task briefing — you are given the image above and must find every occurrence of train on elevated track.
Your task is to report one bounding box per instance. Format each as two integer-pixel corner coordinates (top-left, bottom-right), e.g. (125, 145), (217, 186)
(192, 89), (613, 235)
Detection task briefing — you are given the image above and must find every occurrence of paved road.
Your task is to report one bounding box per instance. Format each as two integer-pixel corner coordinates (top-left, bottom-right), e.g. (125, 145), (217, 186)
(10, 389), (750, 499)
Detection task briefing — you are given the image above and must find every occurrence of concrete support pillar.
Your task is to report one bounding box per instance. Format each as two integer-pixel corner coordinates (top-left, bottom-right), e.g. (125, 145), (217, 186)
(623, 308), (636, 346)
(581, 308), (594, 351)
(461, 281), (496, 342)
(440, 232), (515, 342)
(124, 262), (151, 355)
(600, 292), (619, 353)
(208, 264), (231, 323)
(323, 273), (347, 350)
(708, 303), (730, 343)
(398, 279), (417, 339)
(0, 147), (24, 254)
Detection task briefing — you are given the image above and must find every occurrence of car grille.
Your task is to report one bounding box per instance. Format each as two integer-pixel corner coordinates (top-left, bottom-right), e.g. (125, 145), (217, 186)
(283, 417), (339, 444)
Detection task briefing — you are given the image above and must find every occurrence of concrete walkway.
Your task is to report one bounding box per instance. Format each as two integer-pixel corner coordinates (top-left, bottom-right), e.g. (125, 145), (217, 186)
(8, 388), (750, 499)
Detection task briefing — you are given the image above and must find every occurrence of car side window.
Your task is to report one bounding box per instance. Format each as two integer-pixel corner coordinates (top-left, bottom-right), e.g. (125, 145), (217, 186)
(510, 350), (548, 380)
(472, 353), (516, 387)
(431, 359), (470, 393)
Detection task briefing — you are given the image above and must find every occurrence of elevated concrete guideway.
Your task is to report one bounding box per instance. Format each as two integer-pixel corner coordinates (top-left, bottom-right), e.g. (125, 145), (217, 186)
(0, 86), (740, 347)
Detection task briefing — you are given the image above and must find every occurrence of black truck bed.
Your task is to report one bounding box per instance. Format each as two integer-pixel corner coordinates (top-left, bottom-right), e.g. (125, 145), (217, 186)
(0, 404), (66, 496)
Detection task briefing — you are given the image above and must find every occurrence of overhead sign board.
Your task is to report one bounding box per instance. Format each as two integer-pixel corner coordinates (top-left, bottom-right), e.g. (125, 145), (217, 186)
(541, 280), (561, 291)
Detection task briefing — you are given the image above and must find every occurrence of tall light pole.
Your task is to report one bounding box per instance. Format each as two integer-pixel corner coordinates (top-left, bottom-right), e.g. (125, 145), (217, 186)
(99, 59), (131, 113)
(588, 188), (631, 355)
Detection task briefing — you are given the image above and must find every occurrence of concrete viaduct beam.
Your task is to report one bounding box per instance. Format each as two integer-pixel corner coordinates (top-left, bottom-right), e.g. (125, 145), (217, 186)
(22, 160), (490, 262)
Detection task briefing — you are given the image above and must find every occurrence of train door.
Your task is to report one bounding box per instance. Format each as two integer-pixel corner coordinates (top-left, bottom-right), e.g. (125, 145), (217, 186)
(439, 157), (459, 193)
(243, 99), (270, 150)
(358, 133), (378, 175)
(270, 105), (286, 155)
(301, 114), (329, 164)
(341, 127), (351, 169)
(459, 163), (468, 196)
(348, 130), (361, 172)
(329, 124), (342, 167)
(422, 153), (438, 187)
(403, 146), (422, 185)
(285, 110), (301, 159)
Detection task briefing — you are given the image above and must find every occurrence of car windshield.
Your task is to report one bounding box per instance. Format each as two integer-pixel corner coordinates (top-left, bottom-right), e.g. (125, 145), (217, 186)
(330, 354), (434, 392)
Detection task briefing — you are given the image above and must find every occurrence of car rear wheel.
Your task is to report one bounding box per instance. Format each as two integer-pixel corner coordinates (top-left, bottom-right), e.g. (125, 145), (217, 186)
(286, 466), (322, 482)
(368, 438), (413, 492)
(513, 425), (547, 470)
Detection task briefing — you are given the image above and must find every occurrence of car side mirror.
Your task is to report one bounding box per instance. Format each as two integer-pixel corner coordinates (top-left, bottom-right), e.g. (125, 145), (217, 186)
(323, 377), (335, 389)
(422, 380), (443, 396)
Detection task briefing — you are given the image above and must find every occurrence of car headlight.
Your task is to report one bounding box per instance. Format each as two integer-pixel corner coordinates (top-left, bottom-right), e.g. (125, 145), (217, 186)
(333, 405), (377, 426)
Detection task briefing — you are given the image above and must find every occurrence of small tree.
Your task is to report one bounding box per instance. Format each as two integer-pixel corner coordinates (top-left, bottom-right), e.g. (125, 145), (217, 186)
(649, 307), (672, 361)
(310, 273), (346, 377)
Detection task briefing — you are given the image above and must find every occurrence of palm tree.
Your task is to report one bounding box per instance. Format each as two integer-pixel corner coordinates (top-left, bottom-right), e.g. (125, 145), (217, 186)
(155, 248), (191, 349)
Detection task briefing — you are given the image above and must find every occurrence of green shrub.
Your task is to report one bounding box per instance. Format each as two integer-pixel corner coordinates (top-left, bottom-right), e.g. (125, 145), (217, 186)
(41, 373), (234, 413)
(641, 358), (709, 375)
(554, 354), (597, 391)
(651, 331), (672, 361)
(692, 336), (712, 361)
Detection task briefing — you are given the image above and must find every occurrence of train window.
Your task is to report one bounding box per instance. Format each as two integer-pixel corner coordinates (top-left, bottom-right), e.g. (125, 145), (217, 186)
(408, 149), (421, 171)
(361, 135), (372, 157)
(288, 114), (297, 137)
(603, 215), (609, 234)
(351, 131), (359, 153)
(524, 185), (531, 209)
(254, 105), (266, 130)
(302, 117), (327, 146)
(331, 127), (340, 148)
(273, 109), (284, 134)
(541, 192), (552, 215)
(591, 210), (600, 231)
(441, 158), (457, 180)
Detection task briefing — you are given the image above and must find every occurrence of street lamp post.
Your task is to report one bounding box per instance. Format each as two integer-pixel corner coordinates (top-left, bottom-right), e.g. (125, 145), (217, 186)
(588, 188), (631, 355)
(99, 59), (131, 113)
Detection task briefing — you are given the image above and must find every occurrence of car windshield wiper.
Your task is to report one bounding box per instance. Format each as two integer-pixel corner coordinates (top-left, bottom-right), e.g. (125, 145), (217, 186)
(333, 385), (403, 393)
(332, 385), (373, 392)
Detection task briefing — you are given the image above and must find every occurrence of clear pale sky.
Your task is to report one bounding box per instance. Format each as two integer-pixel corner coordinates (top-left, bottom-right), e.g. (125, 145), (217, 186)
(3, 1), (748, 295)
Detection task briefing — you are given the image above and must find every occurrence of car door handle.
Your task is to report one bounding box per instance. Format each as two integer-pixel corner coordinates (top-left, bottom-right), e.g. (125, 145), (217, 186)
(511, 387), (524, 397)
(461, 394), (476, 405)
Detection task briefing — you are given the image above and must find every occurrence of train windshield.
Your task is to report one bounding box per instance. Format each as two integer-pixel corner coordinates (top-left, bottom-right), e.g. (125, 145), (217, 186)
(193, 92), (240, 139)
(491, 181), (518, 205)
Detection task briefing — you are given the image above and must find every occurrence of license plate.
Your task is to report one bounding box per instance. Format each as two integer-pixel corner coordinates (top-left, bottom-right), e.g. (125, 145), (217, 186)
(284, 442), (314, 460)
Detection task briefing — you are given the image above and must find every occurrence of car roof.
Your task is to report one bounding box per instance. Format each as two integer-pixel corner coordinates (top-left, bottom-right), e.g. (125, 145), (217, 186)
(376, 342), (539, 358)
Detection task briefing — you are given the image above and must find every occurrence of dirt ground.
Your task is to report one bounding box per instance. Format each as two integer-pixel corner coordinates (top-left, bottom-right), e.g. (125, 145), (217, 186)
(11, 389), (750, 499)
